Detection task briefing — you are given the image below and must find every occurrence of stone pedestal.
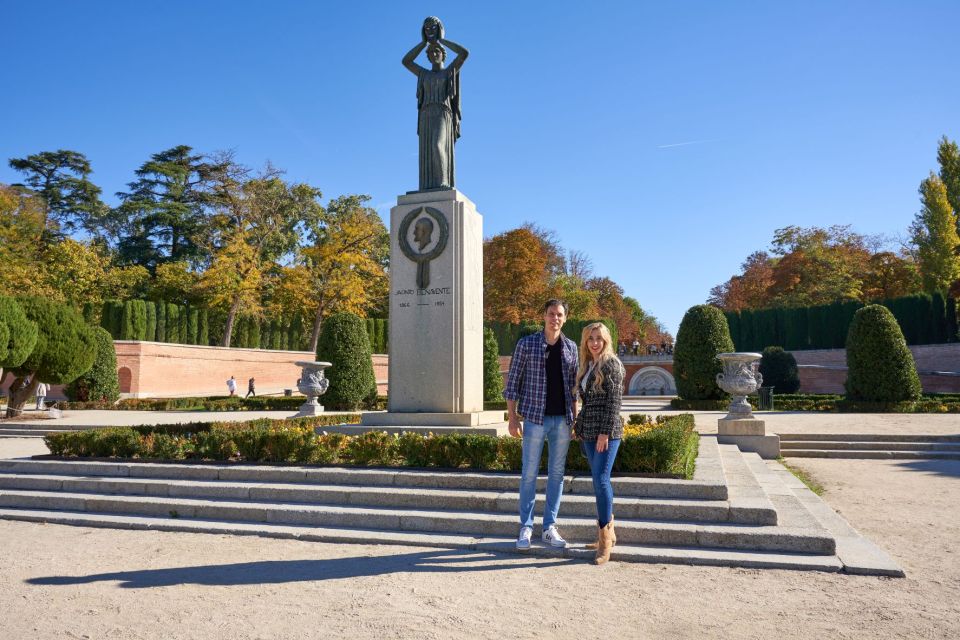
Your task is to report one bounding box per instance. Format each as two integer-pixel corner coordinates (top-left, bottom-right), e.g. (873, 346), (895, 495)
(361, 189), (491, 429)
(717, 417), (780, 459)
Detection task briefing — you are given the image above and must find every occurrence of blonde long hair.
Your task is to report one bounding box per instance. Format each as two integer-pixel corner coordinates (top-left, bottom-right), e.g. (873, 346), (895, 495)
(576, 323), (622, 392)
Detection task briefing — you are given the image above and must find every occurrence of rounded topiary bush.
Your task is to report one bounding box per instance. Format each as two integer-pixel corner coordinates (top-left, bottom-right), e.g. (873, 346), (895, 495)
(845, 304), (922, 402)
(317, 312), (376, 410)
(65, 326), (120, 403)
(759, 346), (800, 393)
(674, 304), (735, 400)
(483, 327), (504, 402)
(0, 295), (38, 371)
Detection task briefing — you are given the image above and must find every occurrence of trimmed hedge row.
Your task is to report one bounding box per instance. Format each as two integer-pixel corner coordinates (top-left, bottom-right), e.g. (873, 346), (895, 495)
(670, 393), (960, 413)
(43, 414), (699, 477)
(725, 293), (959, 352)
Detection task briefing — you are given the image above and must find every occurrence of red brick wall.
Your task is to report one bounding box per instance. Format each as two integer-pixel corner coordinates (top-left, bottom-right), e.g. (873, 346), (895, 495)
(791, 344), (960, 394)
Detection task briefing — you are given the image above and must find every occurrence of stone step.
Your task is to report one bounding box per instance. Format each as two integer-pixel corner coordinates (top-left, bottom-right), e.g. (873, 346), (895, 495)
(0, 507), (845, 572)
(781, 449), (960, 460)
(0, 459), (727, 500)
(0, 489), (836, 554)
(778, 433), (960, 443)
(780, 440), (960, 452)
(0, 472), (766, 524)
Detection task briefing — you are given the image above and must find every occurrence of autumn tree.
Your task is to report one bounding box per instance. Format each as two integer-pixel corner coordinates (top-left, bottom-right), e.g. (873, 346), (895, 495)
(861, 252), (921, 300)
(520, 222), (566, 276)
(7, 150), (107, 241)
(937, 136), (960, 235)
(910, 174), (960, 293)
(767, 226), (870, 306)
(199, 163), (321, 346)
(272, 195), (388, 352)
(483, 228), (550, 323)
(708, 251), (775, 311)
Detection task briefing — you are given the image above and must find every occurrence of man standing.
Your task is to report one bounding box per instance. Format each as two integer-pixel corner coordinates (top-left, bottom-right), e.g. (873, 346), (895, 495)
(504, 299), (578, 549)
(226, 376), (237, 397)
(246, 377), (256, 398)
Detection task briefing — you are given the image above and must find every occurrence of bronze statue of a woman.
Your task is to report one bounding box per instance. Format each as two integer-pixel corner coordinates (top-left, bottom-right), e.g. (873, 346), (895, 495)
(402, 17), (469, 191)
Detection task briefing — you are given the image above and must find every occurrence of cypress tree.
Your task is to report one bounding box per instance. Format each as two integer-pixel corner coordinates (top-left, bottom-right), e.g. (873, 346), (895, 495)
(187, 308), (200, 345)
(156, 301), (167, 342)
(145, 301), (157, 341)
(483, 327), (504, 401)
(166, 304), (180, 343)
(199, 309), (209, 346)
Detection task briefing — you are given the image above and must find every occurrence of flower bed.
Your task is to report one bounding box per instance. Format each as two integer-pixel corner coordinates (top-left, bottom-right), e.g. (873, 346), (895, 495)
(43, 413), (699, 478)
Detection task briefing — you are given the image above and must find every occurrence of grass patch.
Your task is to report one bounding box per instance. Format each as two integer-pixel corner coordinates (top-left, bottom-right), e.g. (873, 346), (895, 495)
(778, 457), (825, 496)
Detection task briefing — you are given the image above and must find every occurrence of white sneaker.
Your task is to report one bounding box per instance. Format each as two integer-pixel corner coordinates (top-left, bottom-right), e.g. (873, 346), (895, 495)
(542, 525), (567, 548)
(516, 526), (533, 549)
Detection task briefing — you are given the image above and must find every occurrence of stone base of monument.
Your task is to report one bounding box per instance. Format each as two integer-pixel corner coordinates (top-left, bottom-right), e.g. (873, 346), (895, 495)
(717, 418), (780, 459)
(361, 411), (505, 428)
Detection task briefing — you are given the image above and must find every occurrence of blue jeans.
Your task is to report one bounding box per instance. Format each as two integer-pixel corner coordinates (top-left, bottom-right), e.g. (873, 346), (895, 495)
(580, 438), (621, 527)
(518, 415), (571, 530)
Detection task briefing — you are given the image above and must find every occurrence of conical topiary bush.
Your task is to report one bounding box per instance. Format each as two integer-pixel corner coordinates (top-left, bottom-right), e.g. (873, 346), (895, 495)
(674, 304), (735, 400)
(845, 304), (922, 402)
(317, 312), (376, 410)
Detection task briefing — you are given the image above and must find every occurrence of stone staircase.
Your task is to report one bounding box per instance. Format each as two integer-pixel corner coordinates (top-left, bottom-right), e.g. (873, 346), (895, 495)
(780, 434), (960, 460)
(0, 436), (902, 575)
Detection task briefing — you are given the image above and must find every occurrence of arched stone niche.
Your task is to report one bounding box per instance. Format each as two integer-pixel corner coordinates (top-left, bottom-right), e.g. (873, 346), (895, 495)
(628, 366), (676, 396)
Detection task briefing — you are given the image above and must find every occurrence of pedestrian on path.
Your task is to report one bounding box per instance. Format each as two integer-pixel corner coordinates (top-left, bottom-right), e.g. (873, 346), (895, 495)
(246, 377), (256, 398)
(35, 382), (48, 410)
(574, 322), (625, 565)
(226, 376), (237, 397)
(504, 299), (579, 550)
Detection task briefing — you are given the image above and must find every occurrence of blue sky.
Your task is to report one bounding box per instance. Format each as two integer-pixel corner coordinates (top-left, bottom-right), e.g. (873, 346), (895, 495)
(3, 1), (958, 334)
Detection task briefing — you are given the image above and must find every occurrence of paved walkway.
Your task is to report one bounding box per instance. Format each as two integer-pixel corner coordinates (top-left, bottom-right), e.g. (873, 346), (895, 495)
(3, 401), (957, 438)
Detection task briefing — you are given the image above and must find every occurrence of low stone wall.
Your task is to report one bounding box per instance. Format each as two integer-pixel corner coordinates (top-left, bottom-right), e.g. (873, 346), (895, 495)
(791, 343), (960, 394)
(113, 341), (315, 398)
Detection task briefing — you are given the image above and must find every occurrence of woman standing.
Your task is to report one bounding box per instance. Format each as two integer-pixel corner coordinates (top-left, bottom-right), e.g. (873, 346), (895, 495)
(574, 322), (625, 565)
(401, 16), (469, 191)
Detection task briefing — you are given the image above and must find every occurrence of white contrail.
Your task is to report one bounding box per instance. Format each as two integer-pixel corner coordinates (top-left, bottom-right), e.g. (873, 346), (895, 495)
(657, 139), (718, 149)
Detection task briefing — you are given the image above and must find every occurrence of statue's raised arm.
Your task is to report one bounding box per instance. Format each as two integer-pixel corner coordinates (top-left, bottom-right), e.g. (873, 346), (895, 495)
(405, 16), (468, 192)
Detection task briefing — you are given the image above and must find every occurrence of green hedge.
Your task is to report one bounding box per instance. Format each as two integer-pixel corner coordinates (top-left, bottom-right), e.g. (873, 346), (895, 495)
(725, 293), (958, 352)
(674, 305), (734, 400)
(845, 305), (922, 403)
(43, 413), (698, 476)
(670, 393), (960, 413)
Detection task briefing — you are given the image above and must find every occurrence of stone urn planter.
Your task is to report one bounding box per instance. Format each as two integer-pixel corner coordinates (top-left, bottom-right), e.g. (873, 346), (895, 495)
(715, 352), (763, 419)
(293, 361), (332, 418)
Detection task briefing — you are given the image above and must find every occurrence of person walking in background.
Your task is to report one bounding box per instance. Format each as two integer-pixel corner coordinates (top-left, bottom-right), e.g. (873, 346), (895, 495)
(246, 377), (256, 398)
(226, 376), (237, 397)
(574, 322), (625, 565)
(35, 381), (48, 410)
(504, 299), (579, 550)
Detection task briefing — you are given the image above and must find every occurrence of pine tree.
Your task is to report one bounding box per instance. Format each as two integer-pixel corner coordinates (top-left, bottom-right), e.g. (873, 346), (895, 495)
(911, 174), (960, 293)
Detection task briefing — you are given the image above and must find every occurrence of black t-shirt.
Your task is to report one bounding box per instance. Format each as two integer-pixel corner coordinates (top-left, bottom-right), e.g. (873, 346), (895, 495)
(544, 340), (566, 416)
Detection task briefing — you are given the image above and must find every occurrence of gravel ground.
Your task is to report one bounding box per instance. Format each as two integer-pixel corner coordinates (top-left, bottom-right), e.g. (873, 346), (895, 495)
(0, 439), (958, 639)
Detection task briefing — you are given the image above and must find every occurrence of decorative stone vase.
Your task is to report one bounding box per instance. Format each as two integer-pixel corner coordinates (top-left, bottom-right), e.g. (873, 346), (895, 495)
(294, 361), (332, 417)
(715, 352), (763, 419)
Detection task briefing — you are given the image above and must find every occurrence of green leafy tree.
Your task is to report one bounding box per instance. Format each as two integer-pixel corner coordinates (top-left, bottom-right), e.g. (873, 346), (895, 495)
(65, 327), (120, 402)
(483, 327), (504, 402)
(674, 304), (735, 400)
(8, 149), (107, 239)
(911, 174), (960, 293)
(0, 295), (38, 384)
(845, 305), (922, 402)
(113, 145), (224, 269)
(316, 312), (376, 410)
(6, 297), (96, 416)
(758, 346), (800, 393)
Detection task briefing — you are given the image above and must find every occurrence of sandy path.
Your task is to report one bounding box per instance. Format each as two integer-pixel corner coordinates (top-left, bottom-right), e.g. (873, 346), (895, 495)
(0, 454), (958, 639)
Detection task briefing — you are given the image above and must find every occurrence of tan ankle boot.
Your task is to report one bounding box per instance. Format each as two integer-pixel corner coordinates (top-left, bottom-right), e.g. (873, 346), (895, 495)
(586, 515), (615, 550)
(593, 520), (614, 565)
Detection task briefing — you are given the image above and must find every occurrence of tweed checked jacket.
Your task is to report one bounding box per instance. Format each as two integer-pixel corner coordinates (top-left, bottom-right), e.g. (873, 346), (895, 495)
(503, 331), (579, 426)
(573, 358), (625, 440)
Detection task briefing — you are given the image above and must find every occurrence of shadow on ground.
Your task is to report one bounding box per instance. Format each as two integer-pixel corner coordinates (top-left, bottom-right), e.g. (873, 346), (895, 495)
(26, 547), (576, 589)
(894, 459), (960, 479)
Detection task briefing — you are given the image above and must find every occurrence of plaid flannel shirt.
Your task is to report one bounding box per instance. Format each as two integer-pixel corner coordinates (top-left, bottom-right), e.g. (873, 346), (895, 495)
(503, 331), (579, 426)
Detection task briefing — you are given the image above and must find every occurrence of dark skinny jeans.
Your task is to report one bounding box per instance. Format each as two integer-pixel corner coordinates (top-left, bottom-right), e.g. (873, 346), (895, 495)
(580, 438), (621, 528)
